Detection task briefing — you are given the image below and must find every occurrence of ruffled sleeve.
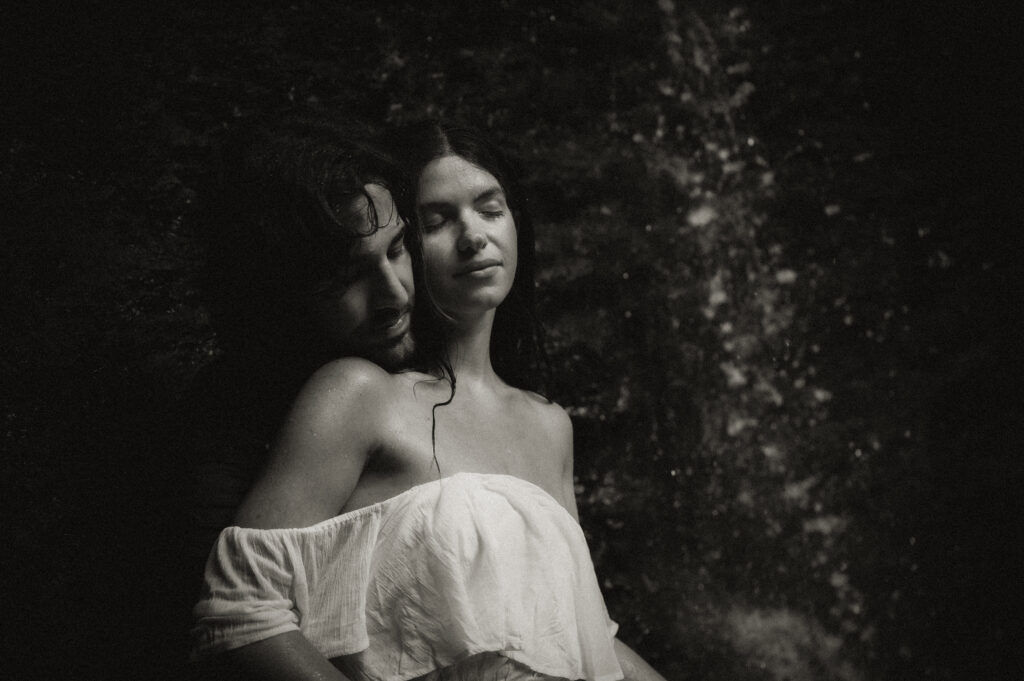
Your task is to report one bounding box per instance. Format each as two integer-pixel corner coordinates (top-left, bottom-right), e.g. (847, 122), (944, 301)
(191, 526), (302, 656)
(191, 508), (384, 659)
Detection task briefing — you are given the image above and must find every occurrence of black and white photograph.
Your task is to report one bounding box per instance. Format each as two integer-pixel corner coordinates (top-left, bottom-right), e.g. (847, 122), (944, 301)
(3, 2), (1020, 680)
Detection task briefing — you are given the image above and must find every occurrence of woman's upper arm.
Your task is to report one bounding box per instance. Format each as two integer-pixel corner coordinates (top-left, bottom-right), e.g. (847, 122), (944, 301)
(233, 359), (386, 529)
(548, 404), (580, 522)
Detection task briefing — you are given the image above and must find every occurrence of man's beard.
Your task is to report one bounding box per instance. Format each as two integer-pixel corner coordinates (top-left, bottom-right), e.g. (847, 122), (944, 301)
(365, 331), (415, 372)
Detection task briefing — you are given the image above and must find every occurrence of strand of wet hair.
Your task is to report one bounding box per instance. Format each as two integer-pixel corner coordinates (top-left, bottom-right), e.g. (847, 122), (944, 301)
(429, 357), (456, 478)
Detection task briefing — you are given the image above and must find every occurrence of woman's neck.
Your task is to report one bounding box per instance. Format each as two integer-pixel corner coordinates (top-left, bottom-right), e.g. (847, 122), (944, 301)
(445, 309), (500, 385)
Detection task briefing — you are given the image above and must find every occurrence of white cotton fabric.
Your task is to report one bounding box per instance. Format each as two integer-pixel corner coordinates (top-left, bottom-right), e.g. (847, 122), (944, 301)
(191, 472), (623, 681)
(406, 651), (570, 681)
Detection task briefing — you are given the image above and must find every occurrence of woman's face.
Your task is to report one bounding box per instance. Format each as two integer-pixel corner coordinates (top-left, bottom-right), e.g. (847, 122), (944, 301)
(416, 154), (517, 322)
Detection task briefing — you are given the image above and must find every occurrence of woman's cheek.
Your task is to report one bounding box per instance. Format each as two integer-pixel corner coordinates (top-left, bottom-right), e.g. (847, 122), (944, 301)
(421, 242), (449, 298)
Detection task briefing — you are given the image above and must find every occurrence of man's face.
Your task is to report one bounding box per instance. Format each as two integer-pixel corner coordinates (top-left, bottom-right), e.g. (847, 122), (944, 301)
(308, 183), (415, 370)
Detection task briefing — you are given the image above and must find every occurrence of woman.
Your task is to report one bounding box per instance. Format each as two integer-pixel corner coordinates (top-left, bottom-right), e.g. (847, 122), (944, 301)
(192, 121), (666, 681)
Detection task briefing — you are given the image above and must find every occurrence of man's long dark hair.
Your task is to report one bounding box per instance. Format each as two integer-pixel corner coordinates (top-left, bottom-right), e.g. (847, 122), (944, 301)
(391, 120), (549, 395)
(184, 112), (410, 565)
(202, 112), (407, 374)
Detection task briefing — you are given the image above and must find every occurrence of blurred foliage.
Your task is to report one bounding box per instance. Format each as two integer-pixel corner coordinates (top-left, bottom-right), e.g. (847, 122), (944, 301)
(3, 1), (1021, 680)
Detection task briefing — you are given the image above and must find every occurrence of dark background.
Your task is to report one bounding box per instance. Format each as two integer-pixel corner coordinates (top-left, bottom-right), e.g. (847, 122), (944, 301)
(3, 2), (1021, 680)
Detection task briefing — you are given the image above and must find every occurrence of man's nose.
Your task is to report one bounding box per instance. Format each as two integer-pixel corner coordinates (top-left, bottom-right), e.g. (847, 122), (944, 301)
(373, 262), (409, 310)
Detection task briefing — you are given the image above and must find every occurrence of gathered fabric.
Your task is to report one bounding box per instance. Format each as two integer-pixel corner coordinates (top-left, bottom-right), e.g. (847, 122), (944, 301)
(192, 472), (623, 681)
(397, 651), (570, 681)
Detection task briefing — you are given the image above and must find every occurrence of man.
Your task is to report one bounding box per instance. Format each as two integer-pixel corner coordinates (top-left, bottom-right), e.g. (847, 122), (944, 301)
(205, 113), (416, 371)
(183, 113), (417, 569)
(302, 181), (415, 372)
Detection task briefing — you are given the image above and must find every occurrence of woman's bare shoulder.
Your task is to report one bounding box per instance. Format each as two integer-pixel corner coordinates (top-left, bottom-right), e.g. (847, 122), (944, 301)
(518, 389), (572, 427)
(234, 359), (412, 529)
(294, 358), (433, 414)
(513, 389), (573, 455)
(511, 391), (576, 514)
(302, 356), (393, 393)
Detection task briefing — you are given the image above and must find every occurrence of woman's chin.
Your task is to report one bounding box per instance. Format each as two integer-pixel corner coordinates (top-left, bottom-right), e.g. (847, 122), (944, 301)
(438, 295), (507, 323)
(433, 285), (512, 320)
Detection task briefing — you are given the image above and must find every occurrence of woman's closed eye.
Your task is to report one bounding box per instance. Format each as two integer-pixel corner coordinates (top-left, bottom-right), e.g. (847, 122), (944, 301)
(419, 211), (448, 232)
(419, 199), (505, 231)
(477, 197), (507, 219)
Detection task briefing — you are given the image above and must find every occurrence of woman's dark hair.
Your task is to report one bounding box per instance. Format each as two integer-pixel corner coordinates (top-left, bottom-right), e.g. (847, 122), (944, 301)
(201, 111), (407, 373)
(391, 120), (548, 394)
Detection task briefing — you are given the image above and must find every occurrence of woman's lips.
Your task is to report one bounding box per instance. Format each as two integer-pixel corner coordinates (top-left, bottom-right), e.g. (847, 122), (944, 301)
(454, 259), (502, 277)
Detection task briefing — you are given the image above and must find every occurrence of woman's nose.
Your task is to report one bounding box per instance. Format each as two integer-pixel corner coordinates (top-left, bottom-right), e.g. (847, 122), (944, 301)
(456, 220), (487, 253)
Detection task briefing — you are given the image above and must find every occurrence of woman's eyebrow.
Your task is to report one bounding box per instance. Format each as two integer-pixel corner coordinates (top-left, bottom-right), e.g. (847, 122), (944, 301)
(473, 187), (506, 203)
(418, 185), (505, 211)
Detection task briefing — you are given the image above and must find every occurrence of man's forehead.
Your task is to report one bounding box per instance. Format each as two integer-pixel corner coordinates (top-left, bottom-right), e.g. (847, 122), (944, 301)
(345, 184), (395, 223)
(344, 184), (403, 248)
(347, 212), (405, 259)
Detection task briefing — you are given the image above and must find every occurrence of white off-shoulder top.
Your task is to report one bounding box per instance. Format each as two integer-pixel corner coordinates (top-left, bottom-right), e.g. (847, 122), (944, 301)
(191, 472), (623, 681)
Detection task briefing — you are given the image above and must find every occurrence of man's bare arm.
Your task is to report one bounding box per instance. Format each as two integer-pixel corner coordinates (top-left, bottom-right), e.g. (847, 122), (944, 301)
(225, 632), (348, 681)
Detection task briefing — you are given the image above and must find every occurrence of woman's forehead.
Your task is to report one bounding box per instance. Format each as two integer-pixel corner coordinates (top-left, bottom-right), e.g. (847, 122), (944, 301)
(417, 155), (503, 205)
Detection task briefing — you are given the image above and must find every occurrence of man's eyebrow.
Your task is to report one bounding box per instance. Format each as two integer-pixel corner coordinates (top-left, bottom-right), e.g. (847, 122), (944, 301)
(347, 222), (405, 261)
(390, 224), (407, 246)
(418, 185), (506, 211)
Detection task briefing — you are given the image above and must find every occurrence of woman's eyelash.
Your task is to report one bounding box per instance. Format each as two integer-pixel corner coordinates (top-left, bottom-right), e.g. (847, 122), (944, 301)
(421, 208), (503, 229)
